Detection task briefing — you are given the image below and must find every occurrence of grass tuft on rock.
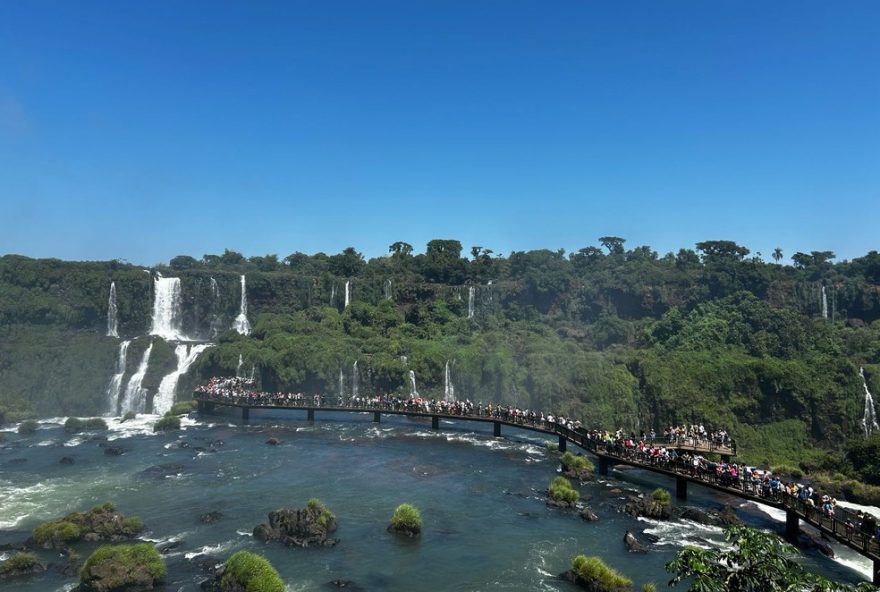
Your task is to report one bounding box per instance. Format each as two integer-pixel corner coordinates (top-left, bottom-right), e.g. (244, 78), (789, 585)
(64, 417), (108, 433)
(572, 555), (632, 591)
(79, 544), (166, 589)
(153, 415), (181, 432)
(651, 488), (671, 505)
(221, 550), (284, 592)
(0, 552), (38, 575)
(18, 420), (38, 435)
(390, 503), (422, 533)
(167, 401), (197, 416)
(549, 476), (579, 504)
(561, 452), (594, 473)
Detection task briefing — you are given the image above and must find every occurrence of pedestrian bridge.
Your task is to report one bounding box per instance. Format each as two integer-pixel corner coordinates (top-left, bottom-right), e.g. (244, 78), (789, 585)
(194, 394), (880, 584)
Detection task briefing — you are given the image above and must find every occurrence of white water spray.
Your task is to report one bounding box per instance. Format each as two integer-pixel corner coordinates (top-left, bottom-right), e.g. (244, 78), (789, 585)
(821, 285), (828, 320)
(408, 370), (419, 399)
(209, 277), (224, 339)
(384, 279), (392, 300)
(344, 280), (351, 308)
(352, 360), (359, 400)
(154, 344), (212, 415)
(236, 354), (244, 378)
(105, 340), (131, 414)
(860, 367), (879, 437)
(330, 284), (337, 307)
(150, 275), (187, 341)
(444, 360), (455, 403)
(338, 368), (345, 399)
(467, 287), (475, 319)
(232, 275), (251, 335)
(121, 341), (153, 413)
(107, 282), (119, 337)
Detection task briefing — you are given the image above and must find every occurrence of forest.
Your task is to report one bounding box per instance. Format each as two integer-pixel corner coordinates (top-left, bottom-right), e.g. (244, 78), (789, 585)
(2, 238), (880, 483)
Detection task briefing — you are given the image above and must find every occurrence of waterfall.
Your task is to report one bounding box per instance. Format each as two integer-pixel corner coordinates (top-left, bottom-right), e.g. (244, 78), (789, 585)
(107, 282), (119, 337)
(233, 275), (251, 335)
(338, 368), (345, 398)
(105, 340), (131, 414)
(236, 354), (244, 377)
(352, 360), (359, 400)
(408, 370), (419, 399)
(330, 284), (337, 307)
(821, 285), (828, 319)
(444, 360), (455, 403)
(860, 367), (879, 437)
(120, 341), (153, 414)
(154, 344), (212, 415)
(150, 275), (187, 341)
(467, 287), (475, 319)
(344, 280), (351, 308)
(209, 277), (224, 339)
(384, 279), (392, 300)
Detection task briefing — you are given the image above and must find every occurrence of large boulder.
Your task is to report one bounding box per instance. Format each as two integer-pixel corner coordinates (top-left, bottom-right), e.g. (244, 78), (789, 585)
(580, 507), (599, 522)
(253, 500), (338, 548)
(622, 489), (672, 520)
(0, 552), (46, 580)
(77, 543), (166, 592)
(679, 505), (742, 527)
(622, 531), (648, 553)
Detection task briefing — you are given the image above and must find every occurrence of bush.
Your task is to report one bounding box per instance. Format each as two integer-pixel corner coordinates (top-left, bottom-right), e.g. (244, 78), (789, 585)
(390, 503), (422, 533)
(306, 498), (335, 528)
(0, 551), (38, 575)
(651, 488), (671, 505)
(546, 442), (559, 452)
(80, 544), (166, 589)
(153, 416), (180, 432)
(561, 451), (594, 473)
(33, 520), (81, 545)
(18, 420), (38, 435)
(221, 550), (284, 592)
(121, 411), (137, 422)
(549, 476), (579, 503)
(65, 417), (108, 433)
(167, 401), (197, 416)
(122, 516), (145, 534)
(571, 555), (632, 590)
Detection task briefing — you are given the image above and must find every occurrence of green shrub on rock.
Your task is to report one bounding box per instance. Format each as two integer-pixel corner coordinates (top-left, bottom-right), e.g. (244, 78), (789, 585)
(79, 544), (166, 591)
(389, 503), (422, 535)
(571, 555), (632, 591)
(65, 417), (108, 433)
(168, 401), (197, 416)
(18, 420), (38, 435)
(153, 415), (181, 432)
(33, 520), (81, 546)
(0, 551), (40, 576)
(549, 476), (579, 504)
(120, 411), (136, 422)
(561, 452), (594, 476)
(220, 550), (284, 592)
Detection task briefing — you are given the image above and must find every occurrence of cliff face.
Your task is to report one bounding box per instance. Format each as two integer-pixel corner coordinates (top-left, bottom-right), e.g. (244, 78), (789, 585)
(1, 248), (879, 467)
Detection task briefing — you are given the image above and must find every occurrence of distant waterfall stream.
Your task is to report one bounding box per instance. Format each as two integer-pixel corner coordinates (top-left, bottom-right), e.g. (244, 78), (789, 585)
(232, 275), (251, 335)
(105, 340), (131, 414)
(107, 282), (119, 337)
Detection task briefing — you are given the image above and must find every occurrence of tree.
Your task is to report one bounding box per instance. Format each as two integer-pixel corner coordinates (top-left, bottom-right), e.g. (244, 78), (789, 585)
(328, 247), (365, 277)
(695, 240), (750, 262)
(423, 239), (466, 284)
(599, 236), (626, 256)
(389, 242), (413, 258)
(169, 255), (198, 270)
(773, 247), (783, 265)
(791, 252), (813, 269)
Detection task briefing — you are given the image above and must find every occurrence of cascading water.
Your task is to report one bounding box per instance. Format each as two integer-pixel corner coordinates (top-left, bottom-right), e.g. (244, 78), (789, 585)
(384, 279), (392, 300)
(338, 368), (345, 399)
(105, 340), (131, 414)
(344, 280), (351, 308)
(236, 354), (244, 377)
(444, 360), (455, 403)
(107, 282), (119, 338)
(154, 344), (212, 415)
(352, 360), (359, 400)
(821, 285), (828, 319)
(120, 341), (153, 414)
(150, 274), (187, 341)
(467, 287), (475, 319)
(209, 277), (224, 339)
(232, 275), (251, 335)
(330, 284), (337, 307)
(860, 367), (879, 437)
(408, 370), (419, 399)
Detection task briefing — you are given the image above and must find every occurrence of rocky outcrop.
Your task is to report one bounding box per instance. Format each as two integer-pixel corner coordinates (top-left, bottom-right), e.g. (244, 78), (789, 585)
(31, 503), (144, 548)
(0, 552), (46, 580)
(60, 456), (76, 465)
(199, 511), (224, 524)
(580, 507), (599, 522)
(76, 543), (165, 592)
(622, 493), (672, 520)
(679, 505), (742, 527)
(623, 531), (648, 553)
(253, 501), (338, 548)
(265, 438), (281, 446)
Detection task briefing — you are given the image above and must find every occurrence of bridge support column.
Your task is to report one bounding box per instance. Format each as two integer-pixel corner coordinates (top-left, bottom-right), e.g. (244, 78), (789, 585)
(197, 400), (205, 414)
(432, 416), (439, 430)
(873, 559), (879, 586)
(373, 411), (381, 423)
(597, 457), (610, 476)
(558, 435), (567, 452)
(241, 407), (249, 424)
(493, 421), (501, 437)
(676, 476), (687, 500)
(307, 409), (315, 422)
(785, 510), (800, 543)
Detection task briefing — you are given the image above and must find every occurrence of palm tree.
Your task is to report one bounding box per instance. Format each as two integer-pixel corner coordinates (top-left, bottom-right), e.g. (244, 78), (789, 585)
(772, 247), (783, 265)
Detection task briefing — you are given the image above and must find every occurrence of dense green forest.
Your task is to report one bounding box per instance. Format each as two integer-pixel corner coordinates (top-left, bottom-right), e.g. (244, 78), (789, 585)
(2, 238), (880, 476)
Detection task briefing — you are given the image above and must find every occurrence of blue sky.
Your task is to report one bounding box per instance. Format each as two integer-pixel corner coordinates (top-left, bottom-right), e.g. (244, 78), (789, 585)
(1, 1), (878, 265)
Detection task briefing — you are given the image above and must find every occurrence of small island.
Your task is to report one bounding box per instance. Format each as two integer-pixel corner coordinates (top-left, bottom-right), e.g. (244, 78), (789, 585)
(387, 503), (422, 537)
(253, 498), (338, 547)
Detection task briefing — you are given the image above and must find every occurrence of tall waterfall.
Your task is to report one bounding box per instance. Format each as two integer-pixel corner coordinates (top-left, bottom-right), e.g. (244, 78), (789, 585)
(338, 368), (345, 399)
(860, 367), (879, 437)
(384, 279), (392, 300)
(330, 284), (337, 307)
(107, 282), (119, 337)
(344, 281), (351, 308)
(209, 277), (224, 339)
(105, 340), (131, 414)
(352, 360), (359, 400)
(233, 275), (251, 335)
(150, 275), (187, 341)
(408, 370), (419, 399)
(154, 344), (212, 415)
(444, 360), (455, 403)
(236, 354), (244, 377)
(821, 285), (828, 319)
(121, 341), (153, 414)
(467, 287), (475, 319)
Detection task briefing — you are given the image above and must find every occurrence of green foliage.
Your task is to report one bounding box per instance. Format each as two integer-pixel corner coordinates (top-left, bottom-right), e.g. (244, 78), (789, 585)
(0, 552), (38, 575)
(571, 555), (632, 590)
(306, 498), (335, 527)
(33, 520), (81, 545)
(18, 419), (37, 434)
(167, 400), (197, 415)
(80, 544), (166, 587)
(549, 476), (579, 503)
(64, 417), (107, 433)
(642, 584), (657, 592)
(153, 415), (181, 432)
(845, 432), (880, 485)
(546, 442), (559, 452)
(560, 451), (594, 474)
(651, 488), (671, 505)
(390, 503), (422, 533)
(121, 516), (144, 534)
(222, 550), (284, 592)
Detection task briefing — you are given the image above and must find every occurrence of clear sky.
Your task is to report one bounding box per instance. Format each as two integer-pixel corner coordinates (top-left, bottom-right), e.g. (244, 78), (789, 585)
(1, 1), (878, 265)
